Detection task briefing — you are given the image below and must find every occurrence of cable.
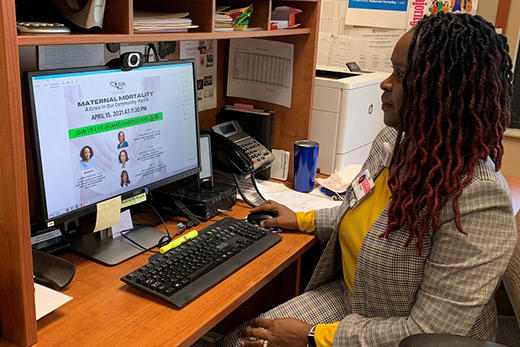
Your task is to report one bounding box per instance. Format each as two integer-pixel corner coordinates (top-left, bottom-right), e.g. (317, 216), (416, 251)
(233, 173), (258, 208)
(120, 229), (159, 254)
(147, 202), (172, 241)
(250, 168), (268, 202)
(161, 202), (208, 222)
(117, 202), (173, 254)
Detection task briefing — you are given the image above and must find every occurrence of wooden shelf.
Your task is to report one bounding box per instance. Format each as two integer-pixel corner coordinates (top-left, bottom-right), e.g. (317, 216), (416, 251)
(2, 0), (321, 345)
(17, 28), (312, 46)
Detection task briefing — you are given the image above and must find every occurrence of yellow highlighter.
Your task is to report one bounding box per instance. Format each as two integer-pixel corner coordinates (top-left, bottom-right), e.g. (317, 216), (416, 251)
(159, 230), (198, 254)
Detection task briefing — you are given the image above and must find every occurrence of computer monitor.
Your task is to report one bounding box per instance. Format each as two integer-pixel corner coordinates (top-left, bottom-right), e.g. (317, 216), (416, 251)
(26, 59), (200, 265)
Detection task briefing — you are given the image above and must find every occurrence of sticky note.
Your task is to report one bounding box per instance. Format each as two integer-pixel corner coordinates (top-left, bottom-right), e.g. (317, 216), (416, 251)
(121, 192), (147, 208)
(94, 196), (122, 232)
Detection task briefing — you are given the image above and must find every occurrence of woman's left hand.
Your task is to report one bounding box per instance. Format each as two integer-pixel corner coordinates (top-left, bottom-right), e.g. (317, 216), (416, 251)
(239, 318), (312, 347)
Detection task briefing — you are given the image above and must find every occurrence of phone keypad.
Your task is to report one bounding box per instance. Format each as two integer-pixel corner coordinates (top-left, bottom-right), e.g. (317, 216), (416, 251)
(237, 138), (274, 171)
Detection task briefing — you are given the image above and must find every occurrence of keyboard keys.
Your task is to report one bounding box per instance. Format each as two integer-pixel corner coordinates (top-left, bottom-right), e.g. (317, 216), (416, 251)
(121, 217), (281, 307)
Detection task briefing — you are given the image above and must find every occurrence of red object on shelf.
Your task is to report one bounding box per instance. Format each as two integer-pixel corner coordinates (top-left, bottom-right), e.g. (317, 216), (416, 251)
(271, 6), (302, 29)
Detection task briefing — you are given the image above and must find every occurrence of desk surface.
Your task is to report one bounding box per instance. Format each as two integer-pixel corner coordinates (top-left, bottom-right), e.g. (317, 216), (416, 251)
(35, 176), (520, 346)
(36, 204), (315, 347)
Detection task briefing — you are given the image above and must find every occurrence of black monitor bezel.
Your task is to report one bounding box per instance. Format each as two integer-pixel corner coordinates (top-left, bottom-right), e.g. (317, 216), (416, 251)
(26, 59), (201, 226)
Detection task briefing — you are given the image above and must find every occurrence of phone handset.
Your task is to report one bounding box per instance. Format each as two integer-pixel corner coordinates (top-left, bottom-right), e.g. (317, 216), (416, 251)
(209, 131), (253, 175)
(230, 146), (254, 174)
(210, 120), (274, 174)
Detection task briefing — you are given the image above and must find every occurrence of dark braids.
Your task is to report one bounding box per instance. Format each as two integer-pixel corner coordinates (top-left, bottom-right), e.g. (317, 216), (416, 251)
(382, 12), (513, 255)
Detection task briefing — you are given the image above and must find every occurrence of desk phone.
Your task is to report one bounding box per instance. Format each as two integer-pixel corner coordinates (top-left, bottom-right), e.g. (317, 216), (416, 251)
(211, 120), (274, 173)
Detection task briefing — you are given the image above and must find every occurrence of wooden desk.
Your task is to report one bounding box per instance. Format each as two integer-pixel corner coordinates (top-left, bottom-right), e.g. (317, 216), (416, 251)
(35, 204), (315, 347)
(33, 176), (520, 346)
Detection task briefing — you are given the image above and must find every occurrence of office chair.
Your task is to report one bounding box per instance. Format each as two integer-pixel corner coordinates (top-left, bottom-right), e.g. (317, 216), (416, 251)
(399, 210), (520, 347)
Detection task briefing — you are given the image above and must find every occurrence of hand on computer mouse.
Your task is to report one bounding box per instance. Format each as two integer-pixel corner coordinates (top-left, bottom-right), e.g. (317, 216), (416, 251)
(250, 200), (298, 230)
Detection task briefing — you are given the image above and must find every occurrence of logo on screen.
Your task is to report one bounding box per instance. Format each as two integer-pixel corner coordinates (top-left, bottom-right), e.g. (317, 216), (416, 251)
(110, 81), (126, 90)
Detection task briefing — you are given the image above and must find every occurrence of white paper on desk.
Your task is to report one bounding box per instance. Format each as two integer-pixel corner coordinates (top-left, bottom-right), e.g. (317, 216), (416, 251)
(38, 45), (104, 70)
(111, 209), (134, 238)
(180, 40), (217, 111)
(34, 283), (73, 320)
(256, 180), (342, 212)
(317, 164), (362, 193)
(227, 39), (294, 108)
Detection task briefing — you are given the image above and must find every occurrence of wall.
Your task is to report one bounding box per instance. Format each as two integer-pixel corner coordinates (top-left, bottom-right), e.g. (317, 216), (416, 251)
(503, 1), (520, 177)
(505, 0), (520, 64)
(502, 130), (520, 177)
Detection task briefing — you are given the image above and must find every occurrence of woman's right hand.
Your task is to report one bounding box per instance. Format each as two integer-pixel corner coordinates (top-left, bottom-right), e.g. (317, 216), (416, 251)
(250, 200), (299, 230)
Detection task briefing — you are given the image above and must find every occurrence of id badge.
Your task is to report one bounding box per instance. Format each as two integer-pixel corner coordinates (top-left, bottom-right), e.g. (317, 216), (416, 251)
(350, 169), (375, 208)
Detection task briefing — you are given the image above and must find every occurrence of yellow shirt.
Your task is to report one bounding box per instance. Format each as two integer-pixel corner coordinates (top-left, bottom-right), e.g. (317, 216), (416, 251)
(295, 168), (391, 347)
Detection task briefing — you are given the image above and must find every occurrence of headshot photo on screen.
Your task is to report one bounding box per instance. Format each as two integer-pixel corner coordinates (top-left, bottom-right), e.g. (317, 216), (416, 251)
(120, 170), (130, 187)
(118, 149), (129, 168)
(79, 145), (95, 170)
(117, 131), (128, 149)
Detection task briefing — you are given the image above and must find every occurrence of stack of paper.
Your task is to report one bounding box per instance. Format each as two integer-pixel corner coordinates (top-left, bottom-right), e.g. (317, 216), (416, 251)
(134, 11), (198, 33)
(256, 180), (342, 212)
(215, 6), (233, 31)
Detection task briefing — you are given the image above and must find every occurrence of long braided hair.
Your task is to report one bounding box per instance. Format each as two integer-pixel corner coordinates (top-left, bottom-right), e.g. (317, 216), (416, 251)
(383, 13), (513, 255)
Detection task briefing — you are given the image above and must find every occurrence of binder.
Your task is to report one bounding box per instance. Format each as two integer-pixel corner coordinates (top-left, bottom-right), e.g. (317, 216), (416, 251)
(217, 105), (274, 151)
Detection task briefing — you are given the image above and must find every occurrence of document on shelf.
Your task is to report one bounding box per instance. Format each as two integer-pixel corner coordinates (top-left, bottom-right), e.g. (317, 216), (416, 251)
(133, 10), (194, 33)
(227, 39), (294, 108)
(34, 283), (73, 320)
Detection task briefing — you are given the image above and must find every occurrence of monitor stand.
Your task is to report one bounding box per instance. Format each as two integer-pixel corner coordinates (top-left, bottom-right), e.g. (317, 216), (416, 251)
(69, 226), (166, 266)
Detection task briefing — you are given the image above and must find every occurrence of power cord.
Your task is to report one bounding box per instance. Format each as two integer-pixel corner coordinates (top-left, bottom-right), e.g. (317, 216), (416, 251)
(118, 203), (173, 254)
(120, 229), (159, 254)
(147, 202), (173, 246)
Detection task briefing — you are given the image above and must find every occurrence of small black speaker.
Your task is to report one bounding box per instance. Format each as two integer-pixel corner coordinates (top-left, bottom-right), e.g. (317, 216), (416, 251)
(199, 133), (214, 186)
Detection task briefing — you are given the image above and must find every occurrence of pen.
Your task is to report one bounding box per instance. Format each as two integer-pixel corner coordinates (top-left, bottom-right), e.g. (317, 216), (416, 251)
(159, 229), (198, 254)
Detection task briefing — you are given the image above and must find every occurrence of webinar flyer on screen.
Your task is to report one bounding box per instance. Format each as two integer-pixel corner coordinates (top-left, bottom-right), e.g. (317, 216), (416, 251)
(31, 64), (199, 219)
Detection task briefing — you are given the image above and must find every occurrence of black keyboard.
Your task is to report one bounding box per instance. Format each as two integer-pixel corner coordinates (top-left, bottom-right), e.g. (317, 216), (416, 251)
(121, 217), (282, 307)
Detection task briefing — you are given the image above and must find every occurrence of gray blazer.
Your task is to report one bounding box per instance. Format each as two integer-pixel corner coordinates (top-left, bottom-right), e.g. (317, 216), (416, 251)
(305, 127), (517, 346)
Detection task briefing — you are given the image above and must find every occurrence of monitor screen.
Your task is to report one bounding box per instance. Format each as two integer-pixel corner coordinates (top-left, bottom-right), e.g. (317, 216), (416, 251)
(27, 60), (200, 224)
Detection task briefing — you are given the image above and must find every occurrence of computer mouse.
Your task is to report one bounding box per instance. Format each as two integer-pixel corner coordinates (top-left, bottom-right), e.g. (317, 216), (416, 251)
(246, 211), (278, 226)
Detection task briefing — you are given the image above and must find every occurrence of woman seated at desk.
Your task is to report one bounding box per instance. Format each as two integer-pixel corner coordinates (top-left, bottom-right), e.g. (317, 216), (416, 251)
(220, 13), (517, 347)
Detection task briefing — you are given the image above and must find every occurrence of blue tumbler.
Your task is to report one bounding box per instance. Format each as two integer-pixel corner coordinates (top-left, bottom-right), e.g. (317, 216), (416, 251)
(294, 140), (319, 193)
